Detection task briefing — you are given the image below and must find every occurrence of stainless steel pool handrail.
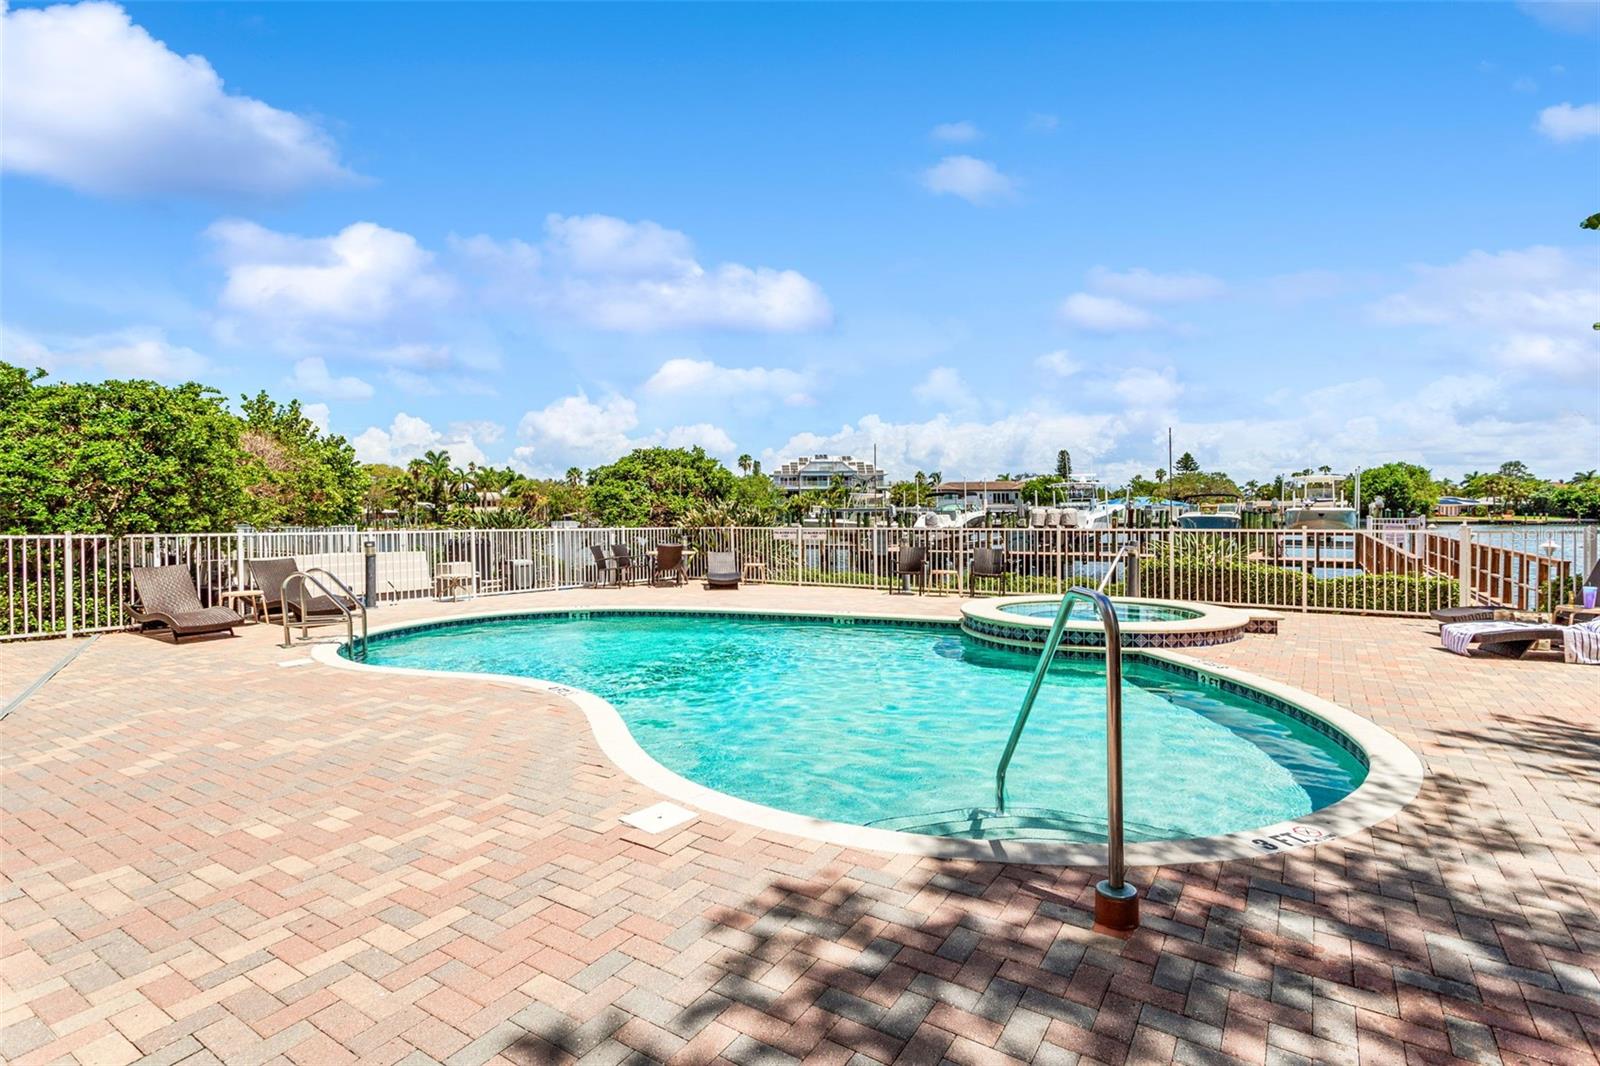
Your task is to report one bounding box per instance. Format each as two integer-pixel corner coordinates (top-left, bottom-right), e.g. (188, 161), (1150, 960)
(992, 586), (1138, 928)
(279, 568), (368, 658)
(1097, 545), (1131, 594)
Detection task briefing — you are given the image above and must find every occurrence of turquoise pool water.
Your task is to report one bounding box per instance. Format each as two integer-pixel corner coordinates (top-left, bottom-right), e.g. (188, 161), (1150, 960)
(359, 613), (1366, 843)
(997, 600), (1204, 623)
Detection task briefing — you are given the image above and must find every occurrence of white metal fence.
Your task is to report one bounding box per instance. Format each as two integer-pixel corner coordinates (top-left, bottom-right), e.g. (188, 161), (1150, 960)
(3, 523), (1595, 640)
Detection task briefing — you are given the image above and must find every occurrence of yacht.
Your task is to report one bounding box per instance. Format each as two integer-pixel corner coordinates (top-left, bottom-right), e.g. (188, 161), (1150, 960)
(1283, 474), (1359, 530)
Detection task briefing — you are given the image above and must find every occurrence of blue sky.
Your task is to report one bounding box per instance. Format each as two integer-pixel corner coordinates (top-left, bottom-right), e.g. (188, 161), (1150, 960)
(3, 1), (1598, 484)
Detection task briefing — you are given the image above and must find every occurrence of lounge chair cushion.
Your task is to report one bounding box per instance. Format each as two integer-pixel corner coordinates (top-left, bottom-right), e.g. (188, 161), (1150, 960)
(1440, 621), (1537, 656)
(1565, 619), (1600, 665)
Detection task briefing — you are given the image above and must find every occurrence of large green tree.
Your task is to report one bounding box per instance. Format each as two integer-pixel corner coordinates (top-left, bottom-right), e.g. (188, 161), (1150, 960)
(237, 392), (368, 527)
(585, 446), (737, 526)
(0, 363), (253, 533)
(1359, 461), (1437, 516)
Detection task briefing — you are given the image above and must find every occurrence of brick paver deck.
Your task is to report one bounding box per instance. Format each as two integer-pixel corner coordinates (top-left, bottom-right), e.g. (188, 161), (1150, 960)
(2, 586), (1594, 1065)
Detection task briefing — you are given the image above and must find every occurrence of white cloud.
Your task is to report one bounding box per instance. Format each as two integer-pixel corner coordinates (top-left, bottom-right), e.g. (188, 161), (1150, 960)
(1034, 350), (1082, 377)
(1370, 245), (1599, 378)
(4, 326), (210, 382)
(1511, 76), (1539, 93)
(640, 357), (811, 405)
(930, 120), (981, 143)
(1110, 367), (1183, 411)
(1, 1), (351, 197)
(1026, 113), (1060, 132)
(911, 367), (969, 410)
(450, 420), (504, 446)
(765, 411), (1120, 481)
(384, 369), (441, 396)
(351, 413), (490, 467)
(659, 423), (736, 453)
(1172, 373), (1598, 481)
(920, 155), (1016, 205)
(301, 403), (331, 433)
(1058, 292), (1160, 332)
(287, 357), (373, 400)
(1087, 266), (1226, 303)
(514, 388), (739, 471)
(518, 391), (640, 458)
(459, 214), (831, 333)
(1535, 101), (1600, 141)
(210, 219), (454, 329)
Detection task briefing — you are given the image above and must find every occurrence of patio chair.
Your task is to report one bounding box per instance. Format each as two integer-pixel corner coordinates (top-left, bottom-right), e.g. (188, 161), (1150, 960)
(704, 551), (740, 589)
(968, 547), (1008, 596)
(609, 543), (638, 584)
(892, 545), (929, 595)
(651, 544), (686, 586)
(589, 545), (624, 587)
(129, 565), (243, 642)
(248, 557), (357, 622)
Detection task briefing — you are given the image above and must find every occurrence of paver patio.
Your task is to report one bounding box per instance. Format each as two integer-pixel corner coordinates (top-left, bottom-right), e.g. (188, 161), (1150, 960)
(2, 585), (1595, 1066)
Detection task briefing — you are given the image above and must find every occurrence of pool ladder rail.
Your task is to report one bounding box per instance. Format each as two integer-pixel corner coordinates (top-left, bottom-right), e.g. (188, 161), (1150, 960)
(993, 585), (1139, 931)
(279, 567), (369, 660)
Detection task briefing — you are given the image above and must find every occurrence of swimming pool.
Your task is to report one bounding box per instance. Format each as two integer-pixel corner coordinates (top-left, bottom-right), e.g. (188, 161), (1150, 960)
(353, 610), (1373, 847)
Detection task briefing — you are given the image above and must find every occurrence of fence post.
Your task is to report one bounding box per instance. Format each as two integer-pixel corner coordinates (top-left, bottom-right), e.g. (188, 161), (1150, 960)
(1458, 525), (1473, 606)
(64, 532), (75, 639)
(1587, 525), (1598, 590)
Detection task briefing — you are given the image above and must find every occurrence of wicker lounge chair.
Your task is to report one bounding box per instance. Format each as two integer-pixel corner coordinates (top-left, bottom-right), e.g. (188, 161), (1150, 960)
(1441, 620), (1569, 658)
(651, 544), (686, 586)
(1432, 559), (1600, 625)
(129, 565), (243, 642)
(1429, 604), (1510, 624)
(968, 547), (1008, 596)
(705, 551), (740, 589)
(247, 557), (357, 622)
(892, 545), (929, 595)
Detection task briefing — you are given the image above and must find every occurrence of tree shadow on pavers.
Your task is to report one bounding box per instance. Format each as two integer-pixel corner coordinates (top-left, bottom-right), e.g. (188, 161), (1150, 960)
(495, 858), (1125, 1066)
(1193, 727), (1600, 1066)
(1431, 711), (1600, 781)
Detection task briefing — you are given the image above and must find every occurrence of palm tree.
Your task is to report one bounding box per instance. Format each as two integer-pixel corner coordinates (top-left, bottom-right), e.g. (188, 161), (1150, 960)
(1573, 470), (1597, 484)
(751, 459), (762, 477)
(565, 467), (582, 488)
(415, 450), (453, 511)
(737, 454), (753, 475)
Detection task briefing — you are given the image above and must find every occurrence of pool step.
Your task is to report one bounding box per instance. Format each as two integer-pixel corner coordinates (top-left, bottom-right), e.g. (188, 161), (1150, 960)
(866, 807), (1175, 842)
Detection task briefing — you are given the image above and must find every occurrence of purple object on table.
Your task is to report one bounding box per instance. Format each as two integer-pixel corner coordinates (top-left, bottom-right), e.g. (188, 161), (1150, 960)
(1584, 586), (1598, 609)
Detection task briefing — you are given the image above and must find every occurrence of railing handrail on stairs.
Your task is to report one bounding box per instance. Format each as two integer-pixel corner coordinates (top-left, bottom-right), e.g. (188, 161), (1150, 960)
(992, 585), (1139, 930)
(279, 567), (369, 658)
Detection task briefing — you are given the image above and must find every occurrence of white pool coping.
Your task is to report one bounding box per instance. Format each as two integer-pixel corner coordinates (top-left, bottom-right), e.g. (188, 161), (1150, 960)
(311, 604), (1424, 868)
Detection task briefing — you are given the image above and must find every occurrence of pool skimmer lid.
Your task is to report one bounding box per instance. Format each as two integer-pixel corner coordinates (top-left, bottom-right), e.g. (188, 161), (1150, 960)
(620, 802), (696, 834)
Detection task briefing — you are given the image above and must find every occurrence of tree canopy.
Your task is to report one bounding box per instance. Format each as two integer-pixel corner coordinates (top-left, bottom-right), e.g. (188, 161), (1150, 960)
(0, 363), (369, 534)
(585, 446), (739, 526)
(1359, 461), (1437, 516)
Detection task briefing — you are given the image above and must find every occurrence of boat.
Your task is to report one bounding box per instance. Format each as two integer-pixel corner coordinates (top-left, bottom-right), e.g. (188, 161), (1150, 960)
(1284, 475), (1358, 530)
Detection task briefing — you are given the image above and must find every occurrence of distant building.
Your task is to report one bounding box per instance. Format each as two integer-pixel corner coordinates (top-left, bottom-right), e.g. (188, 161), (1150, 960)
(931, 480), (1025, 512)
(772, 454), (887, 495)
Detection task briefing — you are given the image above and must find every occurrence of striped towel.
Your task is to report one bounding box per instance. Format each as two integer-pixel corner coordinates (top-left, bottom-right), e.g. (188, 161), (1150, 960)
(1564, 620), (1600, 665)
(1440, 621), (1534, 656)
